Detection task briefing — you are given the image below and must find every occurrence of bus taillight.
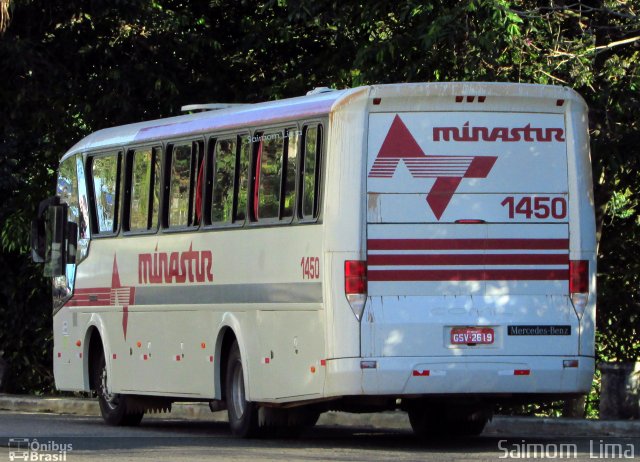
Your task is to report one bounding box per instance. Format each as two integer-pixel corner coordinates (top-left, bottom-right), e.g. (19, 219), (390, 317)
(345, 260), (367, 321)
(569, 260), (589, 317)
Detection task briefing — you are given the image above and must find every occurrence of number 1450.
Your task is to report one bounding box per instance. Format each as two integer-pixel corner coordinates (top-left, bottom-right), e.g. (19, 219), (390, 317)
(300, 257), (320, 279)
(501, 196), (567, 219)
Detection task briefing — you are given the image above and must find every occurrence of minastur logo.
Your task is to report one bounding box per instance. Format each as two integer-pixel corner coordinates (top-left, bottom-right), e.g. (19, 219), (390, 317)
(368, 115), (497, 220)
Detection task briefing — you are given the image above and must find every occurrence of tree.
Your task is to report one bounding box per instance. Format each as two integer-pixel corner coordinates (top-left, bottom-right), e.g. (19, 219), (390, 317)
(0, 0), (638, 396)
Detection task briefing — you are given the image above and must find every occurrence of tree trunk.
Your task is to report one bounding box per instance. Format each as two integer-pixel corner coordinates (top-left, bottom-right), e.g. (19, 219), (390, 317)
(0, 0), (9, 35)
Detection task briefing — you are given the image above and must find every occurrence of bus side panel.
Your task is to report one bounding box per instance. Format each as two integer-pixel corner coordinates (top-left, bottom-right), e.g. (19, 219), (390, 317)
(322, 88), (369, 361)
(251, 310), (326, 400)
(53, 306), (88, 391)
(565, 98), (597, 357)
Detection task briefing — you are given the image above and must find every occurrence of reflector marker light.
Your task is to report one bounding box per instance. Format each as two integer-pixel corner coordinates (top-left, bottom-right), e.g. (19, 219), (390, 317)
(209, 356), (214, 363)
(174, 355), (181, 362)
(310, 366), (316, 373)
(201, 342), (206, 349)
(455, 219), (486, 224)
(57, 352), (62, 358)
(321, 359), (327, 367)
(136, 341), (142, 348)
(455, 95), (485, 103)
(556, 99), (565, 106)
(113, 354), (117, 360)
(563, 359), (579, 368)
(373, 98), (382, 105)
(514, 369), (531, 376)
(360, 360), (377, 369)
(499, 369), (531, 376)
(412, 369), (430, 377)
(76, 340), (81, 347)
(77, 353), (82, 359)
(262, 357), (270, 365)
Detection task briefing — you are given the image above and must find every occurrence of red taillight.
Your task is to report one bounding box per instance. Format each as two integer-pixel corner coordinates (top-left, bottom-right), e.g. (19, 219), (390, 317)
(345, 260), (367, 321)
(569, 260), (589, 293)
(345, 260), (367, 294)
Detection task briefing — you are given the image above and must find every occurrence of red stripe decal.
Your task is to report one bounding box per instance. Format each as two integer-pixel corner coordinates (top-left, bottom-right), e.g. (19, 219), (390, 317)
(426, 177), (462, 220)
(368, 253), (569, 266)
(368, 269), (568, 282)
(74, 288), (112, 294)
(368, 239), (569, 251)
(464, 156), (497, 178)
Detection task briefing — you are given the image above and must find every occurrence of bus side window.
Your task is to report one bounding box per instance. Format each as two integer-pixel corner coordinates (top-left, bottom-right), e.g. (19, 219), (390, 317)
(58, 156), (80, 229)
(167, 142), (202, 228)
(211, 137), (237, 223)
(301, 124), (323, 219)
(128, 147), (161, 232)
(90, 152), (121, 234)
(256, 131), (285, 220)
(234, 136), (250, 223)
(281, 127), (299, 219)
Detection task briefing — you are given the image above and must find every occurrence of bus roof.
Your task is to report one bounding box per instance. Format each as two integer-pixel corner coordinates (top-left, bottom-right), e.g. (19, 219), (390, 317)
(62, 88), (352, 160)
(61, 82), (584, 162)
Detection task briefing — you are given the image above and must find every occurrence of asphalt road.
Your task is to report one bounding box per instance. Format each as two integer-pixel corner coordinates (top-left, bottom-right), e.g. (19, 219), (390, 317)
(0, 411), (638, 462)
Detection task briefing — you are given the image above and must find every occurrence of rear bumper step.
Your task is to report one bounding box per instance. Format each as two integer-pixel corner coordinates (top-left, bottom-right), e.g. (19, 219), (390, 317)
(324, 356), (594, 397)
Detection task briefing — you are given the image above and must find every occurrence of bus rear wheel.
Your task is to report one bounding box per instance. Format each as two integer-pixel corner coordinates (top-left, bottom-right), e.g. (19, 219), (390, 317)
(93, 351), (144, 426)
(225, 340), (259, 437)
(408, 405), (489, 438)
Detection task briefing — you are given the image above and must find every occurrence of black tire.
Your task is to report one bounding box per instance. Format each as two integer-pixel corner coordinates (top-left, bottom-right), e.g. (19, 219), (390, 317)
(408, 405), (489, 438)
(286, 407), (321, 436)
(93, 351), (144, 426)
(449, 417), (488, 437)
(226, 341), (259, 437)
(408, 407), (442, 438)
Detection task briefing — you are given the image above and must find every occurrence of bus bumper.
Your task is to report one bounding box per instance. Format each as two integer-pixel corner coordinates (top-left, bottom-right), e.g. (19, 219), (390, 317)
(324, 356), (595, 396)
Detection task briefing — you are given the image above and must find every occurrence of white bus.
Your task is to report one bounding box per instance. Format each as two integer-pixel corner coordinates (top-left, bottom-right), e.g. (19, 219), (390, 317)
(32, 82), (596, 437)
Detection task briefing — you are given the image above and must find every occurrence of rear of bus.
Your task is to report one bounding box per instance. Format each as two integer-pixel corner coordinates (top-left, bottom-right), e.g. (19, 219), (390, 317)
(360, 83), (596, 430)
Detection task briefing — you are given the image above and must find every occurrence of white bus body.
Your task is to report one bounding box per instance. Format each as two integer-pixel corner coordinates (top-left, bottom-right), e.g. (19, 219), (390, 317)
(39, 82), (596, 436)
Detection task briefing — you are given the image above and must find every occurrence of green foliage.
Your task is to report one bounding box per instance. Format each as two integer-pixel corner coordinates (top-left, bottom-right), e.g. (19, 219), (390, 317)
(1, 0), (639, 400)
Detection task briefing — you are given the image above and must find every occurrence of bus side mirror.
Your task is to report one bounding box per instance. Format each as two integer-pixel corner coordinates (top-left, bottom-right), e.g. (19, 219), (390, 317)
(45, 204), (68, 277)
(31, 197), (77, 276)
(66, 221), (78, 265)
(31, 196), (60, 264)
(31, 217), (46, 263)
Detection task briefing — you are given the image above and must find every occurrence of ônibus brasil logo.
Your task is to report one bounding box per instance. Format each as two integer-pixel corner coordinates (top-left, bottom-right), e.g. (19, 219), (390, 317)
(368, 115), (497, 220)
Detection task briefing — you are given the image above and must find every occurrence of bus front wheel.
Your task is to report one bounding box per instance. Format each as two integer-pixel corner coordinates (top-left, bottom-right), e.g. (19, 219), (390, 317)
(93, 351), (144, 426)
(225, 340), (259, 437)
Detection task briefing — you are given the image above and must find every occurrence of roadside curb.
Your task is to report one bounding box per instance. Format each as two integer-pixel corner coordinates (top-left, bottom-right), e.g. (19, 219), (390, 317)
(1, 394), (639, 437)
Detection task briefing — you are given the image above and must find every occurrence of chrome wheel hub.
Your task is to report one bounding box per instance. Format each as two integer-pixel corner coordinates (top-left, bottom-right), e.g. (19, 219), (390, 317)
(100, 364), (119, 410)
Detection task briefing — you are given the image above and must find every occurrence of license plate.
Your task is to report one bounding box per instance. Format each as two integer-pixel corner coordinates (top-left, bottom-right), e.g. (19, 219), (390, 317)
(450, 327), (495, 345)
